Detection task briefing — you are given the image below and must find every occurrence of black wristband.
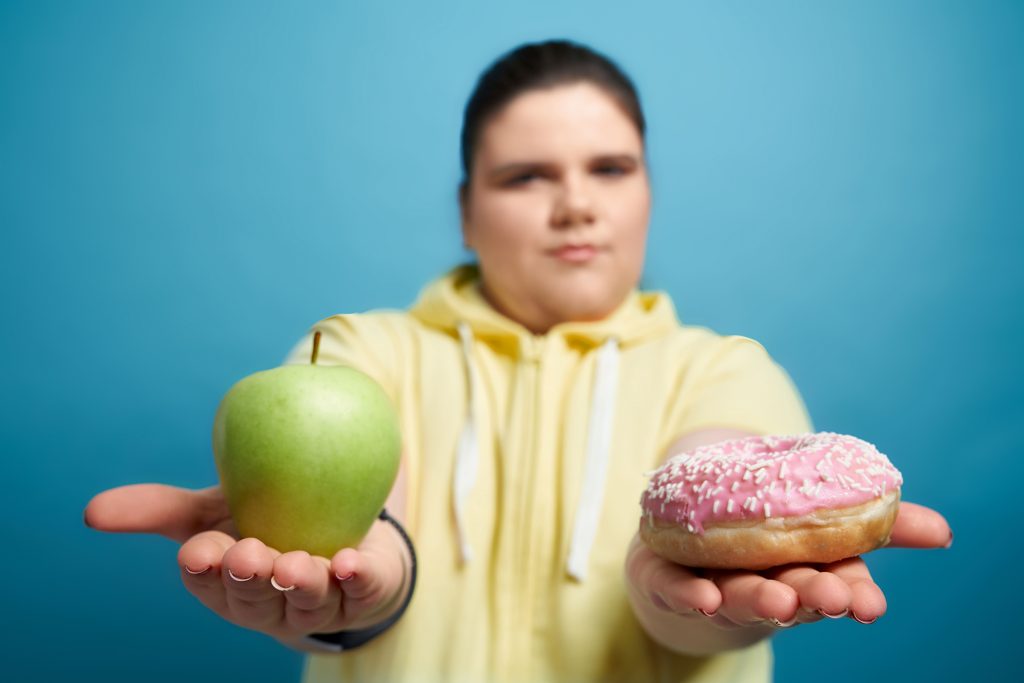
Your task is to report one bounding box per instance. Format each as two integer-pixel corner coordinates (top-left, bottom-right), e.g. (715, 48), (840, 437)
(305, 509), (417, 652)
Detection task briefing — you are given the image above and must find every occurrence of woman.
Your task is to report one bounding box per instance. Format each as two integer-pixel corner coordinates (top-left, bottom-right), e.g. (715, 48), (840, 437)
(86, 39), (951, 682)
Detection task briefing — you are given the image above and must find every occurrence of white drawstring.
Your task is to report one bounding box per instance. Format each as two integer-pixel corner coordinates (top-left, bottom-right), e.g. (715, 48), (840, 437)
(453, 322), (480, 564)
(452, 326), (621, 582)
(566, 337), (620, 582)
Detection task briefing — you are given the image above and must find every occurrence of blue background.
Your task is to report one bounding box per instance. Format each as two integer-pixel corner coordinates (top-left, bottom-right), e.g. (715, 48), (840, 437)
(2, 1), (1020, 680)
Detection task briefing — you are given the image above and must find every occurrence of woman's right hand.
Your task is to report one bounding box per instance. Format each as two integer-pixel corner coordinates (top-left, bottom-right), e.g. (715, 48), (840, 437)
(84, 484), (411, 646)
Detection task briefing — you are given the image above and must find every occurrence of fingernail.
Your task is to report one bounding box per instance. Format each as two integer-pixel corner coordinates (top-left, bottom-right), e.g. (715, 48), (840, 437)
(698, 608), (717, 618)
(335, 572), (355, 582)
(818, 608), (849, 619)
(270, 576), (296, 592)
(227, 569), (255, 582)
(851, 613), (877, 625)
(184, 565), (210, 576)
(770, 617), (797, 628)
(945, 531), (953, 549)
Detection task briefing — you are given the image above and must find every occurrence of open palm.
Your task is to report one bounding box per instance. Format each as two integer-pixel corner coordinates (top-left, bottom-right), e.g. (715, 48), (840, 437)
(627, 501), (951, 630)
(85, 484), (407, 642)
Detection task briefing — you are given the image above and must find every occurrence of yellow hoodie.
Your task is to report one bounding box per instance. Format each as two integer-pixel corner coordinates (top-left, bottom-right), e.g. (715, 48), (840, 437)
(286, 265), (811, 683)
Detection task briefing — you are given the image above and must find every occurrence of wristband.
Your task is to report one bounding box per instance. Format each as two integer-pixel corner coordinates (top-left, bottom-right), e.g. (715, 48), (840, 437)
(304, 509), (417, 652)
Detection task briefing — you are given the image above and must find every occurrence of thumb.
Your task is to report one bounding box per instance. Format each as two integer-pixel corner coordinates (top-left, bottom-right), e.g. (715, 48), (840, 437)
(84, 483), (227, 543)
(887, 501), (953, 549)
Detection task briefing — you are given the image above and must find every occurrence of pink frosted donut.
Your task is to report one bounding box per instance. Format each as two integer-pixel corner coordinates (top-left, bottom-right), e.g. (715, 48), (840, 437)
(639, 432), (903, 569)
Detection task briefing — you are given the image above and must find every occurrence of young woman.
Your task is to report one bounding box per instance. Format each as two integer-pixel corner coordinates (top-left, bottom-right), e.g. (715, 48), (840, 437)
(86, 40), (951, 682)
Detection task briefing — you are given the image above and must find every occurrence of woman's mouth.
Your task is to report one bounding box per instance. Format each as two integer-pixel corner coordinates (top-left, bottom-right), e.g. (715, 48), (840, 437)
(550, 244), (601, 263)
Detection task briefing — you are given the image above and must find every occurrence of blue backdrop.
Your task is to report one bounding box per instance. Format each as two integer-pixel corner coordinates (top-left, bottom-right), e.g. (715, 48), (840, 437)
(3, 1), (1020, 681)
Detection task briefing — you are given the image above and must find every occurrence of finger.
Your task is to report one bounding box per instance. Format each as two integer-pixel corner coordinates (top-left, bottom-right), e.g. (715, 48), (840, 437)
(85, 484), (226, 542)
(888, 502), (952, 549)
(332, 547), (387, 601)
(624, 537), (721, 616)
(331, 546), (403, 626)
(221, 537), (284, 631)
(178, 530), (235, 614)
(769, 565), (852, 621)
(273, 551), (342, 633)
(822, 557), (887, 624)
(645, 561), (721, 616)
(713, 571), (799, 627)
(179, 530), (235, 579)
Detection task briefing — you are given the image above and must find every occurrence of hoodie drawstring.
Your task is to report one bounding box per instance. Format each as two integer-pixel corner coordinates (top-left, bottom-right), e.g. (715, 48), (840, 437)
(566, 336), (620, 582)
(452, 325), (621, 582)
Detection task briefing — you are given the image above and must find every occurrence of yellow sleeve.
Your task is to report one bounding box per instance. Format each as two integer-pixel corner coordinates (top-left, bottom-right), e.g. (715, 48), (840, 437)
(664, 334), (813, 440)
(281, 312), (409, 408)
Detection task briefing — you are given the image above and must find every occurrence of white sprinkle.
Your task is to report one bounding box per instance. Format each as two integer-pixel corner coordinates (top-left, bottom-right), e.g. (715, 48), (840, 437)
(727, 499), (735, 513)
(764, 503), (772, 518)
(713, 500), (721, 515)
(743, 470), (752, 481)
(731, 481), (740, 492)
(779, 462), (789, 479)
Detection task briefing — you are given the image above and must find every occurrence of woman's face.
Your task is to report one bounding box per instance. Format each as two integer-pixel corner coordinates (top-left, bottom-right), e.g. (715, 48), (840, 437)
(461, 82), (651, 334)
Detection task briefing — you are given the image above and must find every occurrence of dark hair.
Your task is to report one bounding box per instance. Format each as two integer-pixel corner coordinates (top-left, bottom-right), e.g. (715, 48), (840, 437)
(459, 39), (646, 191)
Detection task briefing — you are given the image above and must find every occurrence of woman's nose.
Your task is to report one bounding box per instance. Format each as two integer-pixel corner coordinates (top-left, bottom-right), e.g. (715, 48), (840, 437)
(551, 178), (596, 228)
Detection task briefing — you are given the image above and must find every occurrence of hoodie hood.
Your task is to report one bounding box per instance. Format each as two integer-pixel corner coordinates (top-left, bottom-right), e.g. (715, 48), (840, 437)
(409, 264), (679, 351)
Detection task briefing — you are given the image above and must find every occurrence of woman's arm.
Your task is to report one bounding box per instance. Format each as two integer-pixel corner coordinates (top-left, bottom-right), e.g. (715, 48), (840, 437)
(85, 457), (413, 655)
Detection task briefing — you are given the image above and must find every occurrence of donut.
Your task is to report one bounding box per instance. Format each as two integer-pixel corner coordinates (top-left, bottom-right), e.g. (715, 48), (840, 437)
(639, 433), (902, 570)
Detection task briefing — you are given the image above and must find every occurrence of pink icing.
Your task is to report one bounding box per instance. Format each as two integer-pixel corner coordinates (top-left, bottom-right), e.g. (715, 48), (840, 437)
(640, 432), (903, 534)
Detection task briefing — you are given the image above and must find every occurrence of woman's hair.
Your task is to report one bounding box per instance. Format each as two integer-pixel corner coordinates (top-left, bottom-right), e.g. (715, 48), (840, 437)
(459, 39), (645, 191)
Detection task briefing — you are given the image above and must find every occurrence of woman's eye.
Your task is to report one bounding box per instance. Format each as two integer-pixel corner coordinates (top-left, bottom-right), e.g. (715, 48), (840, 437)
(505, 172), (541, 186)
(594, 165), (627, 177)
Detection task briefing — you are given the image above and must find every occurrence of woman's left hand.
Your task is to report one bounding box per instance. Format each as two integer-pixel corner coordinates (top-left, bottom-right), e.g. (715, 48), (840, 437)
(626, 501), (951, 632)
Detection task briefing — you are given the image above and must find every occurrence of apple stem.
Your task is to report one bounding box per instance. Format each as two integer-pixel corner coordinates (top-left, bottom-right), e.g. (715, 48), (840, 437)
(311, 331), (321, 365)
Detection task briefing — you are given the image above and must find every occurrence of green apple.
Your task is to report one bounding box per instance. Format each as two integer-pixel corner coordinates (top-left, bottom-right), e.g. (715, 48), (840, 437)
(212, 333), (401, 557)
